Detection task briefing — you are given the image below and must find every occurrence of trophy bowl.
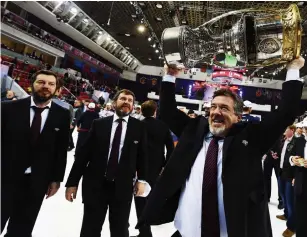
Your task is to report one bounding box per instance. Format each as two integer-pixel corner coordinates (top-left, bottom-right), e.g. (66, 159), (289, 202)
(162, 4), (302, 70)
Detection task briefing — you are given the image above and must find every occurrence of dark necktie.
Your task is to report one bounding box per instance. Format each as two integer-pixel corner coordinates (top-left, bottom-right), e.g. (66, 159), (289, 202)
(106, 118), (123, 181)
(30, 106), (47, 146)
(202, 136), (221, 237)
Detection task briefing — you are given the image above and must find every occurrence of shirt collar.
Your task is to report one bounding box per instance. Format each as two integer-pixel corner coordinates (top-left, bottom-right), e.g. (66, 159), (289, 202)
(113, 113), (129, 123)
(30, 96), (52, 108)
(286, 136), (293, 142)
(205, 132), (224, 141)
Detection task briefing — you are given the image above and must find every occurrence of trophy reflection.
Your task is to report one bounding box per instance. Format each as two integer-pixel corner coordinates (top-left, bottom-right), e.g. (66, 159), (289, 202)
(162, 4), (302, 69)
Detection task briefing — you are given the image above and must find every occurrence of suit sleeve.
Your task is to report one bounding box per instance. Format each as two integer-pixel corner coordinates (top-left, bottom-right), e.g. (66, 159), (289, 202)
(160, 81), (190, 138)
(164, 128), (174, 165)
(65, 120), (96, 187)
(136, 122), (148, 181)
(248, 80), (303, 155)
(52, 109), (70, 182)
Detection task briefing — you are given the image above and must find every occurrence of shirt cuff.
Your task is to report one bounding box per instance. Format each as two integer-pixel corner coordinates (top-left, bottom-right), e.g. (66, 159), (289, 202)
(289, 156), (295, 166)
(286, 69), (303, 82)
(136, 180), (151, 197)
(163, 75), (176, 83)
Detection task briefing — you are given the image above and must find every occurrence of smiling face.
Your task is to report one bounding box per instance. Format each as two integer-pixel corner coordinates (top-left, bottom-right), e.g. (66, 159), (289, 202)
(114, 92), (134, 117)
(32, 74), (57, 103)
(208, 95), (241, 137)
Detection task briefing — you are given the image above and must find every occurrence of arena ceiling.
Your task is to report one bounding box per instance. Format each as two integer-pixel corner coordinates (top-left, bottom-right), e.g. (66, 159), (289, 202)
(75, 1), (307, 80)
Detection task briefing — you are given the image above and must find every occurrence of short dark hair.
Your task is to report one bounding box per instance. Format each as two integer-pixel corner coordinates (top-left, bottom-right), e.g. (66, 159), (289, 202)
(31, 70), (59, 88)
(113, 89), (135, 103)
(141, 100), (157, 117)
(212, 89), (243, 115)
(243, 107), (250, 113)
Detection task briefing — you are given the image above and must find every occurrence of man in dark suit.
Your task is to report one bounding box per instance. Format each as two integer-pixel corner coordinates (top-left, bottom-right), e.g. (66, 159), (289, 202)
(289, 135), (307, 237)
(65, 89), (149, 237)
(132, 100), (174, 237)
(263, 136), (284, 208)
(136, 57), (305, 237)
(1, 70), (70, 237)
(275, 125), (301, 237)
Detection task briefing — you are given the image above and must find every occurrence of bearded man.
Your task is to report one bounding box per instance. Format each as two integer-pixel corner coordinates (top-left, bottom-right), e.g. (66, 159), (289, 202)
(65, 89), (149, 237)
(1, 70), (71, 237)
(136, 57), (305, 237)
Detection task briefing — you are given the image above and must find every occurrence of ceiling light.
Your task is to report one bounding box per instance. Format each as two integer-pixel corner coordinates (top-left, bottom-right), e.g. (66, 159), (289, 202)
(138, 25), (146, 33)
(155, 49), (159, 53)
(155, 3), (163, 9)
(70, 7), (78, 14)
(106, 37), (111, 41)
(125, 33), (131, 36)
(134, 60), (137, 63)
(131, 14), (137, 18)
(181, 19), (187, 25)
(265, 71), (268, 73)
(155, 17), (162, 22)
(178, 6), (184, 11)
(148, 37), (152, 41)
(114, 44), (117, 47)
(83, 18), (89, 23)
(139, 2), (146, 7)
(152, 43), (156, 48)
(98, 31), (103, 34)
(148, 58), (152, 60)
(125, 47), (130, 49)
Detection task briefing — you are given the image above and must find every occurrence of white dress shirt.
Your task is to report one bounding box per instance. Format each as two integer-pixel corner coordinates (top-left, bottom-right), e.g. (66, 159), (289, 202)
(25, 96), (52, 174)
(280, 136), (293, 169)
(174, 135), (227, 237)
(162, 67), (301, 237)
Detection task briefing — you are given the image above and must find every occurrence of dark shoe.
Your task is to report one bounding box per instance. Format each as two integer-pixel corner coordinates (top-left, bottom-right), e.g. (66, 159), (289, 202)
(282, 229), (295, 237)
(276, 214), (287, 221)
(278, 202), (284, 209)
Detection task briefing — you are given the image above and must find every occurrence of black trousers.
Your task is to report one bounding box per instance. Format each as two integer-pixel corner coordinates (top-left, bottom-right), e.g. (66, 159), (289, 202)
(135, 196), (152, 237)
(1, 175), (45, 237)
(171, 231), (182, 237)
(295, 193), (307, 237)
(68, 127), (75, 149)
(80, 179), (132, 237)
(263, 158), (282, 202)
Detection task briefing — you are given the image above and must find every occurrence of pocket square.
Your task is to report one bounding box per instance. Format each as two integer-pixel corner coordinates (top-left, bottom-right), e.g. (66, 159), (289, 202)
(242, 140), (248, 146)
(134, 140), (139, 144)
(54, 128), (60, 131)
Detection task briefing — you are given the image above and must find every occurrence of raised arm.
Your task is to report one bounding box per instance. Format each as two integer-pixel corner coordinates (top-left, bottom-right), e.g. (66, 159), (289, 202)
(159, 66), (190, 138)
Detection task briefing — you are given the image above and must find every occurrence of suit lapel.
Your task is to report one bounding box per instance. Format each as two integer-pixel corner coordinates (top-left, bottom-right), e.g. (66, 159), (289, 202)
(19, 97), (31, 140)
(40, 102), (57, 137)
(120, 117), (135, 159)
(104, 116), (114, 148)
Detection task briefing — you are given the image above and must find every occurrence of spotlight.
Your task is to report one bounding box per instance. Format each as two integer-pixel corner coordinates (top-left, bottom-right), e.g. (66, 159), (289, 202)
(138, 25), (146, 33)
(155, 49), (159, 53)
(152, 43), (156, 48)
(155, 3), (163, 9)
(106, 37), (111, 41)
(148, 37), (152, 41)
(70, 7), (78, 14)
(125, 33), (131, 36)
(148, 58), (152, 60)
(98, 31), (103, 34)
(155, 17), (162, 22)
(83, 18), (89, 23)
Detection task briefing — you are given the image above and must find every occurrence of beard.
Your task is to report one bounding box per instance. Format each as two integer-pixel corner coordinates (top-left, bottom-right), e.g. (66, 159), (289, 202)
(208, 119), (227, 137)
(115, 105), (132, 117)
(32, 89), (54, 103)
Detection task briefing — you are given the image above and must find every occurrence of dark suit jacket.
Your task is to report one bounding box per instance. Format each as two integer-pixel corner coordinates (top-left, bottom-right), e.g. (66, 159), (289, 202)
(137, 80), (303, 237)
(1, 96), (70, 198)
(276, 136), (302, 180)
(66, 115), (148, 203)
(142, 117), (174, 184)
(291, 137), (307, 197)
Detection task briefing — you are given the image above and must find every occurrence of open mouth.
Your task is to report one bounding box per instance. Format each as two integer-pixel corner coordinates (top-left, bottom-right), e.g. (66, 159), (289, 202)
(212, 118), (225, 126)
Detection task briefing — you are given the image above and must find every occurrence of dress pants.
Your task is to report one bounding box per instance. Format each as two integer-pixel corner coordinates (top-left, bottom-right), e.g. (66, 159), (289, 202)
(278, 177), (295, 232)
(263, 158), (282, 202)
(295, 193), (307, 237)
(68, 126), (75, 149)
(1, 174), (45, 237)
(80, 179), (132, 237)
(135, 196), (152, 237)
(171, 231), (182, 237)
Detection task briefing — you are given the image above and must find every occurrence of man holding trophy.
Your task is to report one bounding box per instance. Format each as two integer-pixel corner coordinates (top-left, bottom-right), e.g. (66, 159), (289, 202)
(136, 3), (305, 237)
